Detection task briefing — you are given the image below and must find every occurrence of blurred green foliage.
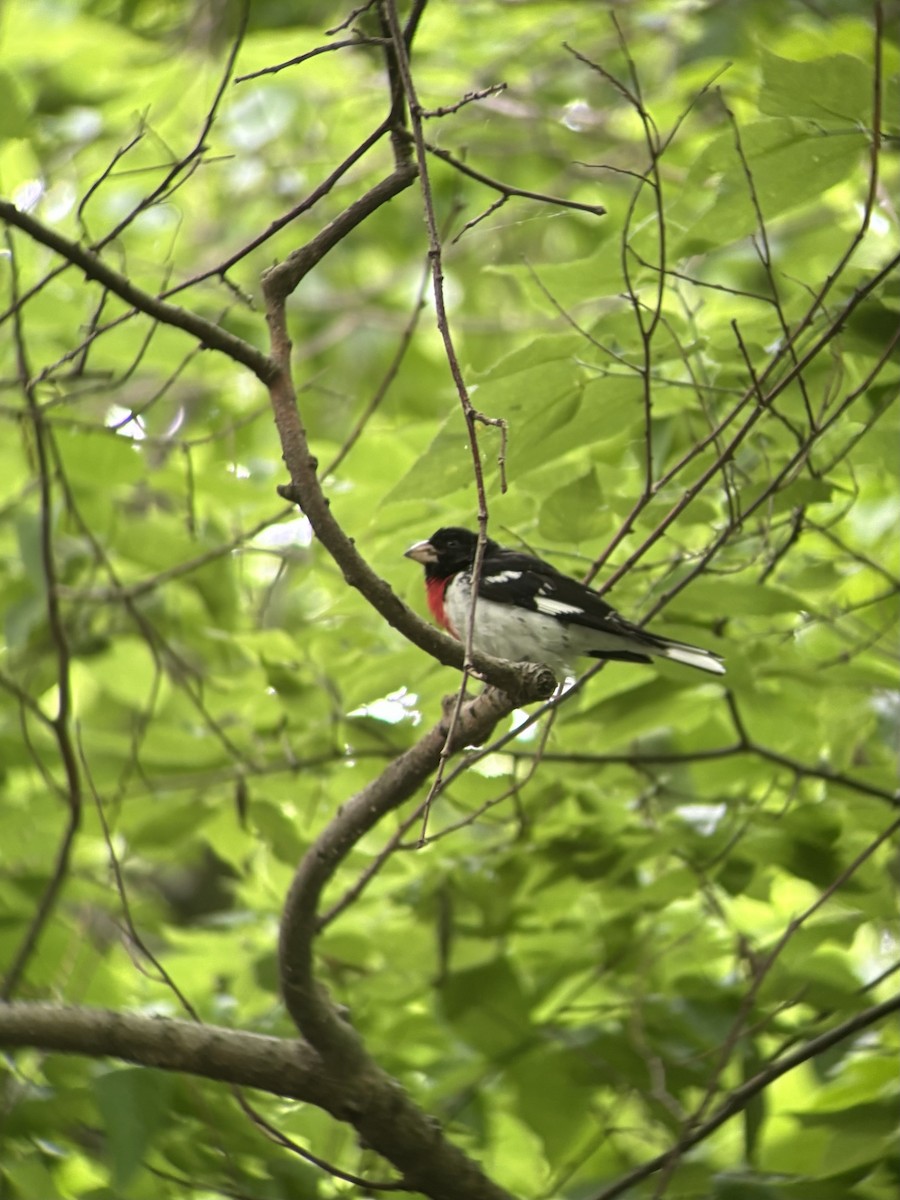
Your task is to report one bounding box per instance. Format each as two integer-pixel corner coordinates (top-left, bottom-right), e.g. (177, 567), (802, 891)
(1, 1), (898, 1198)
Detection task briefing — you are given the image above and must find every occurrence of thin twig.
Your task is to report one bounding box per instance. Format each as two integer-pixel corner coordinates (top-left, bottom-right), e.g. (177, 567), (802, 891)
(0, 233), (82, 1000)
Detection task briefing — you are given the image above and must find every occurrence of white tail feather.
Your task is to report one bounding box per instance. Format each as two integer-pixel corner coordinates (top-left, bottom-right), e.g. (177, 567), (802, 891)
(659, 643), (726, 675)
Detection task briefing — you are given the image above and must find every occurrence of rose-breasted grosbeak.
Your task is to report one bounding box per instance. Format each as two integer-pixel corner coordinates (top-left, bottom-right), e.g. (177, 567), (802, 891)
(405, 526), (725, 676)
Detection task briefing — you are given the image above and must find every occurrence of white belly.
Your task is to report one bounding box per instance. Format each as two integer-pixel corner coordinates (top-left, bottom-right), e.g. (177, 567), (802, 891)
(444, 577), (575, 672)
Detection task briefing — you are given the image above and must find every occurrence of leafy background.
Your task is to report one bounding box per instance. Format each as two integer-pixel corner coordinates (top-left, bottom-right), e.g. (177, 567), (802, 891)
(0, 1), (898, 1198)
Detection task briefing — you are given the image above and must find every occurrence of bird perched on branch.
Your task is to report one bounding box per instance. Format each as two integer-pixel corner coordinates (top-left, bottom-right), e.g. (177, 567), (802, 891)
(405, 526), (725, 676)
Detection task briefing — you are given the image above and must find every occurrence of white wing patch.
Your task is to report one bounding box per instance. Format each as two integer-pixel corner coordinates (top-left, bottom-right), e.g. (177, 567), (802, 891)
(534, 596), (584, 617)
(485, 570), (522, 584)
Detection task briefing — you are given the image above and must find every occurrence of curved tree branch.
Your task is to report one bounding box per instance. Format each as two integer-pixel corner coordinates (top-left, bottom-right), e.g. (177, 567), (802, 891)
(275, 683), (550, 1200)
(279, 683), (541, 1044)
(0, 991), (510, 1200)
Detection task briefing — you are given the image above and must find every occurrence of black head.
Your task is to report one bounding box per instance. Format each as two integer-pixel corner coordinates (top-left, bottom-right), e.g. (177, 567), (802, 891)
(404, 527), (496, 575)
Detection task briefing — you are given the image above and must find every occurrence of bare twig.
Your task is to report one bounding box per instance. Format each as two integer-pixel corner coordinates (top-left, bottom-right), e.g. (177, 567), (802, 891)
(0, 233), (82, 1000)
(381, 0), (527, 817)
(235, 36), (390, 84)
(591, 990), (900, 1200)
(422, 83), (508, 117)
(101, 2), (251, 247)
(420, 137), (606, 217)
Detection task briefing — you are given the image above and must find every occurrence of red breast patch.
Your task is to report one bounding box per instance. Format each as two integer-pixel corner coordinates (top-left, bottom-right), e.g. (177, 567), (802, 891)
(425, 576), (459, 638)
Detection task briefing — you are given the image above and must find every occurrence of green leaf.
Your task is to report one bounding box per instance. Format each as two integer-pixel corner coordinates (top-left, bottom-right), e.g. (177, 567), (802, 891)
(441, 960), (533, 1056)
(88, 636), (163, 710)
(54, 428), (145, 491)
(92, 1069), (174, 1189)
(538, 467), (603, 542)
(508, 1048), (592, 1164)
(679, 120), (866, 250)
(758, 50), (873, 123)
(0, 69), (31, 138)
(249, 799), (305, 866)
(805, 1057), (900, 1113)
(669, 579), (802, 617)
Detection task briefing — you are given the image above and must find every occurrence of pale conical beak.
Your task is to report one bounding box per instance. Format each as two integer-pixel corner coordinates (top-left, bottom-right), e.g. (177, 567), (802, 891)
(404, 539), (438, 564)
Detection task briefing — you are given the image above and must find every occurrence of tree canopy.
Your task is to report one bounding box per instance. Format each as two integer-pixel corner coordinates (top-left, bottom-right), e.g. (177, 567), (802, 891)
(1, 2), (898, 1199)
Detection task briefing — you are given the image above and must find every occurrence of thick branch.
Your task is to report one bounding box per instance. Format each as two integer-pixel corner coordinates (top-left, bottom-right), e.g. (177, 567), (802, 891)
(0, 997), (516, 1200)
(255, 148), (551, 1200)
(263, 168), (551, 1186)
(0, 1002), (337, 1107)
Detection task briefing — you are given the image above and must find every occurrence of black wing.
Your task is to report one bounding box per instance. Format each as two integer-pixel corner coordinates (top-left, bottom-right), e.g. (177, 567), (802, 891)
(478, 547), (636, 635)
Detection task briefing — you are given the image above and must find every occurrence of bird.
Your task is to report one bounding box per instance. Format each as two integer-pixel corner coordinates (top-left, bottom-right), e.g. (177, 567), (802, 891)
(405, 526), (725, 676)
